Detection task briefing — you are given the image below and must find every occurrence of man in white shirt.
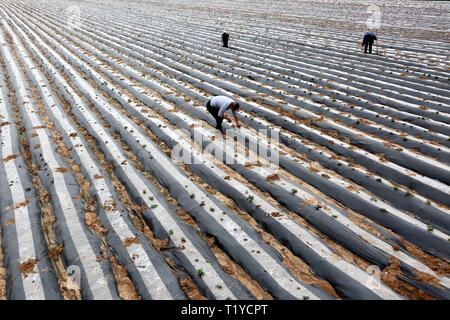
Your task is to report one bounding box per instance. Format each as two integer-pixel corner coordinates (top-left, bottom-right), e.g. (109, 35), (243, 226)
(206, 96), (241, 138)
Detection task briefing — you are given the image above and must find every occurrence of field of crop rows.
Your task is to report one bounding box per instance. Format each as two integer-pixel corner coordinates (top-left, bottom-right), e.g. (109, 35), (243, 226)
(0, 0), (449, 300)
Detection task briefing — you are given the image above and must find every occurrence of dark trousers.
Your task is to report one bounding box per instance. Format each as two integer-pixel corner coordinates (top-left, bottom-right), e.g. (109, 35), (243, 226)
(364, 41), (373, 54)
(222, 39), (228, 48)
(206, 100), (224, 133)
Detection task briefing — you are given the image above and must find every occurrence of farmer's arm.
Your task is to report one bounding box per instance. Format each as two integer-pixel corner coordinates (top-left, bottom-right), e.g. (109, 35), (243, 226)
(218, 105), (226, 119)
(219, 104), (233, 122)
(234, 115), (241, 128)
(232, 110), (241, 128)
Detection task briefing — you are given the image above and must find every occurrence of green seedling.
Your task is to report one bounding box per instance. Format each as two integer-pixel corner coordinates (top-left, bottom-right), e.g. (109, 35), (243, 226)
(196, 269), (204, 276)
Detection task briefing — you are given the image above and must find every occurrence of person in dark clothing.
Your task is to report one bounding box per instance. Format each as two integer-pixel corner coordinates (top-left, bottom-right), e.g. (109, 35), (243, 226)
(206, 96), (241, 138)
(222, 32), (229, 48)
(361, 31), (377, 54)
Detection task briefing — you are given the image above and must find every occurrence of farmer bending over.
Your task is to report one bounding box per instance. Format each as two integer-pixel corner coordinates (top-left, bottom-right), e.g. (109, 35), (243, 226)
(206, 95), (241, 138)
(361, 31), (377, 54)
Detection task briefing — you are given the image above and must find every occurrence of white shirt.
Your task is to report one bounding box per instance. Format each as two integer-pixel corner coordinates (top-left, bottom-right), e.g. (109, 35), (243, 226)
(210, 96), (237, 117)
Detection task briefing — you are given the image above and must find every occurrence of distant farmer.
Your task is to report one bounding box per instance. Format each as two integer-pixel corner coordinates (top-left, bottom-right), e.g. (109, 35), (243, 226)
(222, 32), (229, 48)
(361, 31), (377, 54)
(206, 95), (241, 138)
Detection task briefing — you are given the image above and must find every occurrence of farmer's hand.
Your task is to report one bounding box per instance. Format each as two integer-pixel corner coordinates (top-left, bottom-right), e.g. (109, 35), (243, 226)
(234, 115), (240, 128)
